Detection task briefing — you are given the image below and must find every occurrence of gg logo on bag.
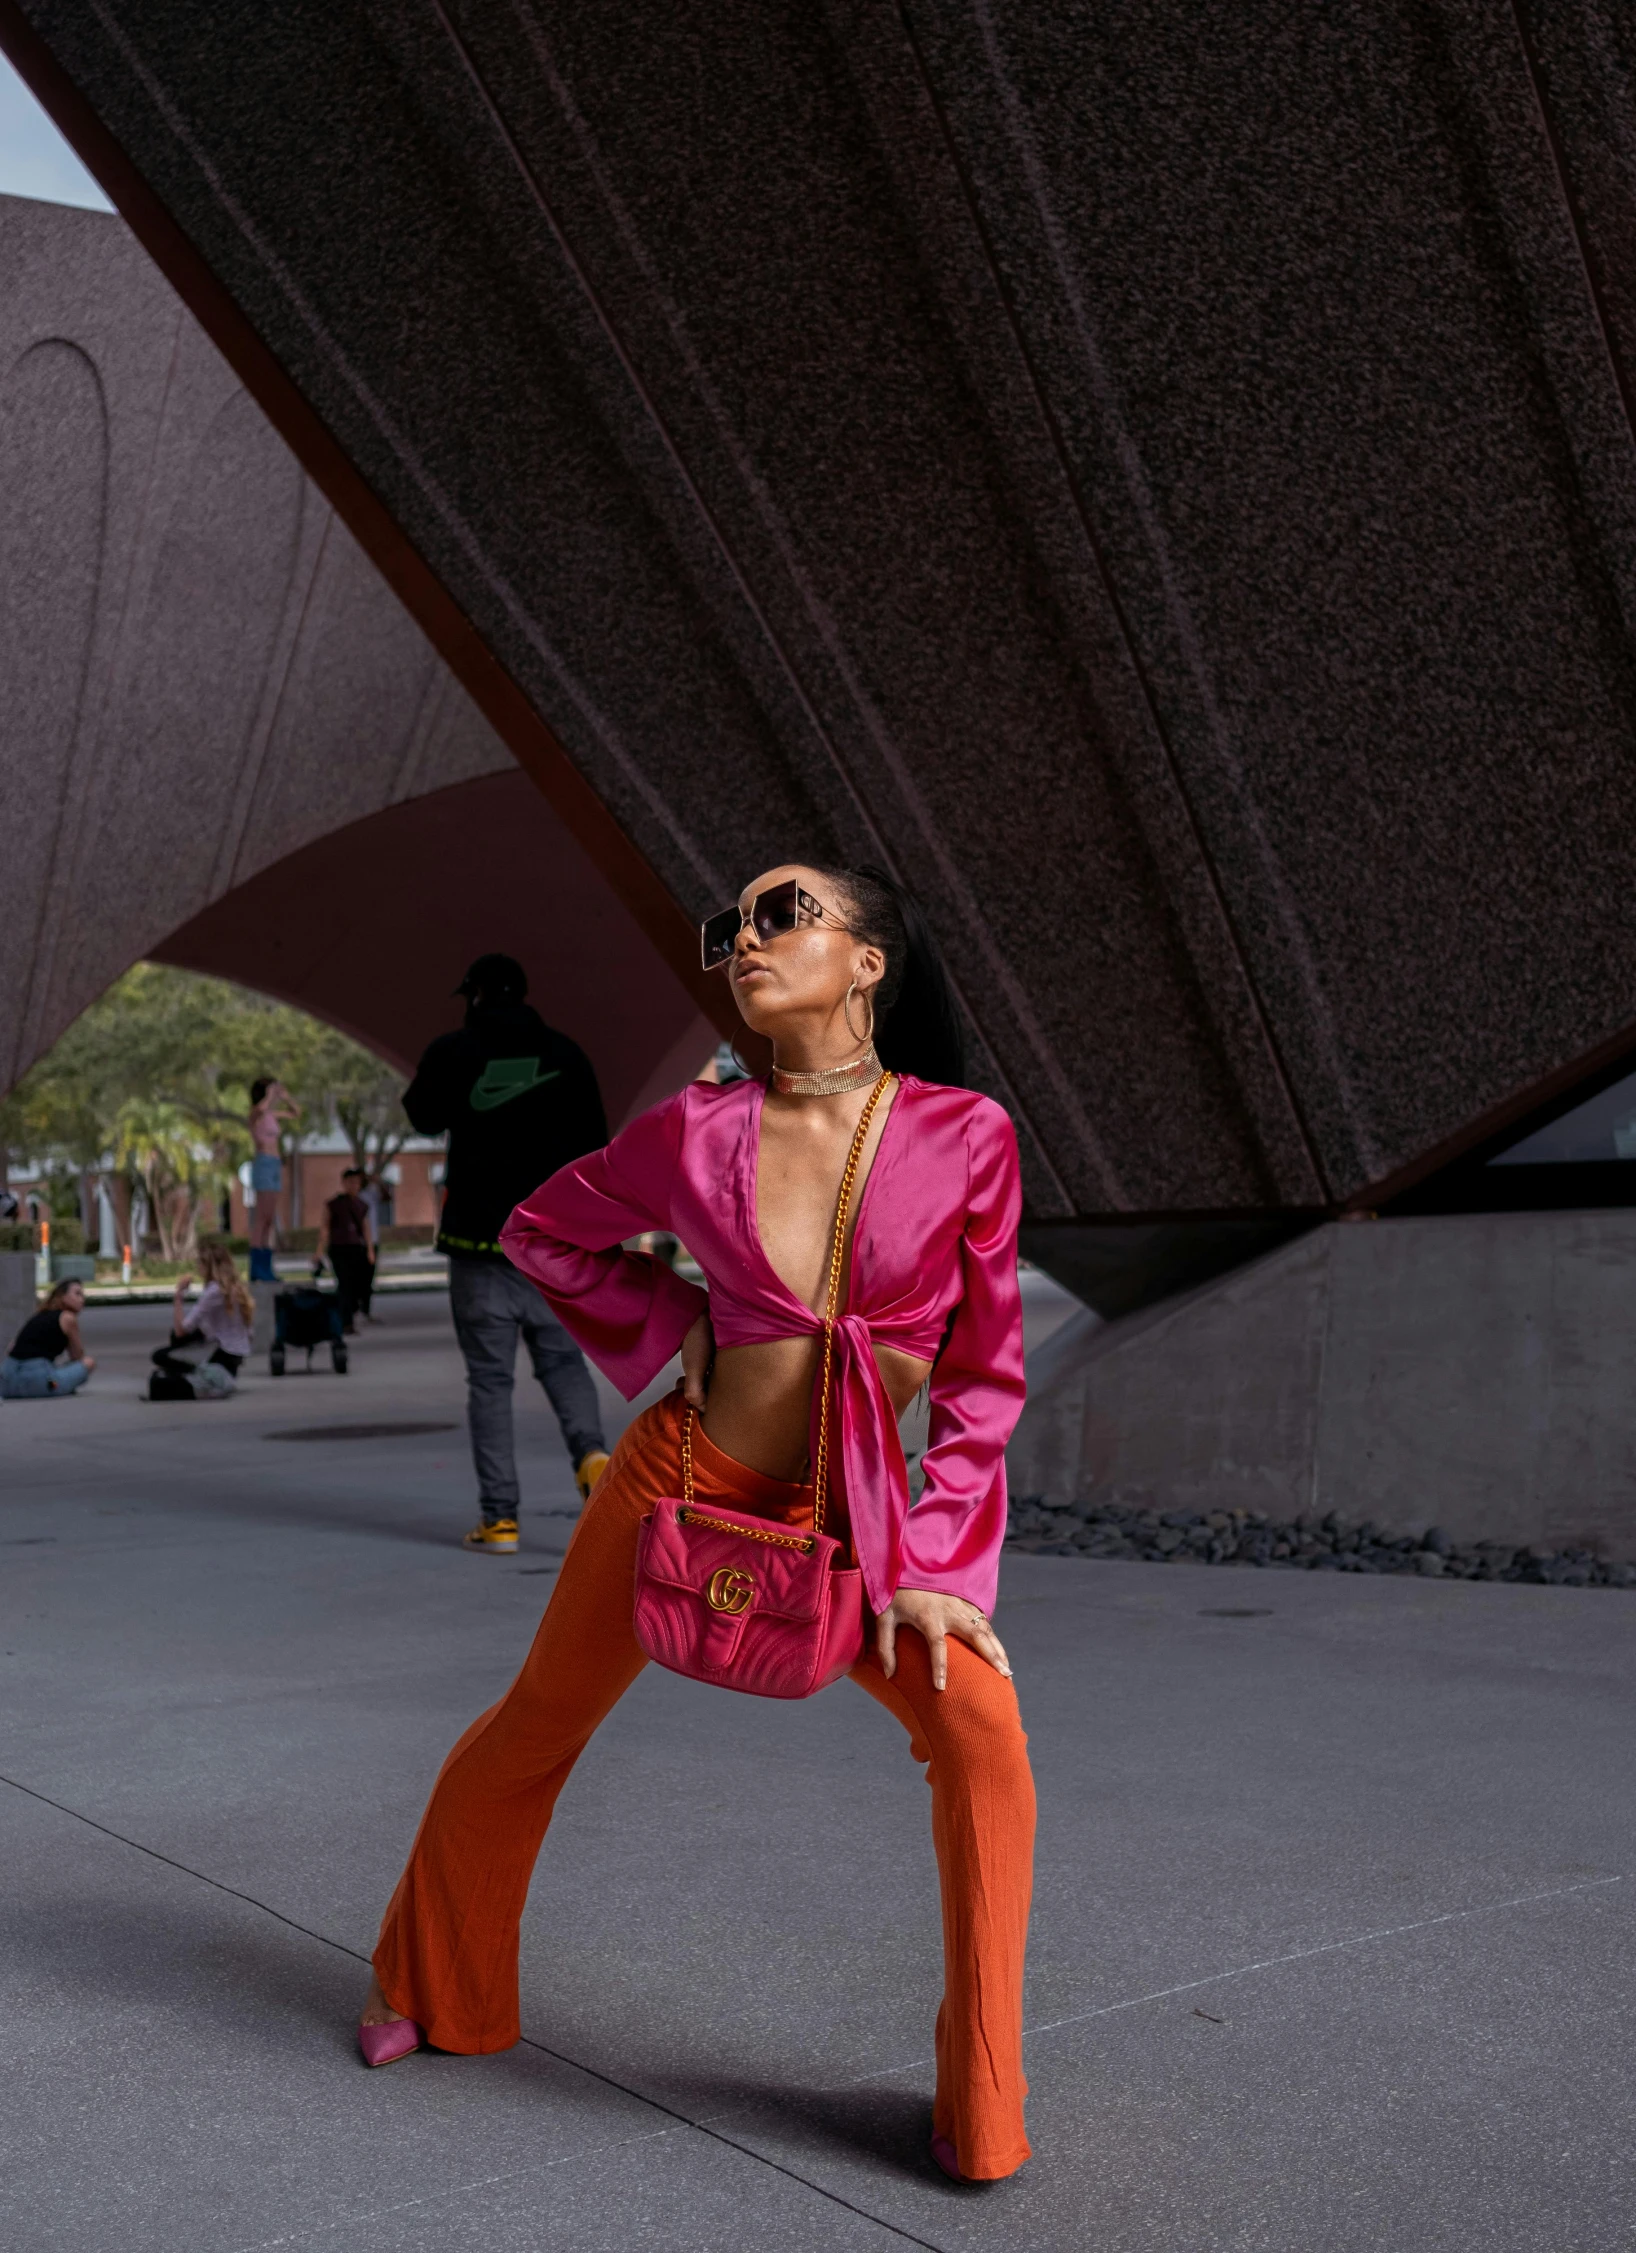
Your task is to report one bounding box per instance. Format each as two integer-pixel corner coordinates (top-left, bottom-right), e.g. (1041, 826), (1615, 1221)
(706, 1567), (755, 1616)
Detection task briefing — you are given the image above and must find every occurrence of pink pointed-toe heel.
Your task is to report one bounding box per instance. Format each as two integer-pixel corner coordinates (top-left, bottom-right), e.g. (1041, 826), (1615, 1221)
(358, 2016), (425, 2068)
(930, 2134), (965, 2183)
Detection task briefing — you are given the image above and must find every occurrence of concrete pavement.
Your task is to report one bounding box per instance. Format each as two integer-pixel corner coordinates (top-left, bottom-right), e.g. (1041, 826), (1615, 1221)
(1, 1289), (1631, 2250)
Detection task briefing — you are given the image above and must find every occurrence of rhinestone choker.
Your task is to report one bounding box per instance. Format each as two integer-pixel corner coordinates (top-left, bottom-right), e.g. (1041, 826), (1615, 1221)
(769, 1045), (882, 1097)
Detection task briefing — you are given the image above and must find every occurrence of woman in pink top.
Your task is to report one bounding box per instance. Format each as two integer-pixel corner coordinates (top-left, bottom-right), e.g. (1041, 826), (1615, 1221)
(246, 1077), (300, 1283)
(362, 864), (1035, 2182)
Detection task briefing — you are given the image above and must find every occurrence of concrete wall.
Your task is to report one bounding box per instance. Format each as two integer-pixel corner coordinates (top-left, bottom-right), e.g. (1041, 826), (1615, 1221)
(0, 193), (714, 1118)
(0, 1251), (36, 1347)
(152, 767), (716, 1129)
(0, 193), (512, 1096)
(1009, 1211), (1636, 1560)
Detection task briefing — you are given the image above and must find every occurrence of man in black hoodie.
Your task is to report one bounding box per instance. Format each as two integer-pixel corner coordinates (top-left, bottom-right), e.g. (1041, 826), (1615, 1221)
(404, 954), (610, 1553)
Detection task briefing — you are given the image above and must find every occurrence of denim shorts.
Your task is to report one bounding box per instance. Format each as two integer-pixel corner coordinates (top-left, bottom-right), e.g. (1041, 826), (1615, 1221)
(1, 1355), (90, 1398)
(250, 1153), (283, 1193)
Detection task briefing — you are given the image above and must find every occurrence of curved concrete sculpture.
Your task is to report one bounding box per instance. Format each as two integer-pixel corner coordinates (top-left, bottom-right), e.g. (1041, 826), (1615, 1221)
(153, 768), (717, 1127)
(6, 3), (1636, 1236)
(0, 192), (714, 1114)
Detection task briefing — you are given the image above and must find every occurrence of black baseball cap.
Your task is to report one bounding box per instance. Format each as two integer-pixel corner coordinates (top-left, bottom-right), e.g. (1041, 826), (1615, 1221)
(454, 953), (528, 1002)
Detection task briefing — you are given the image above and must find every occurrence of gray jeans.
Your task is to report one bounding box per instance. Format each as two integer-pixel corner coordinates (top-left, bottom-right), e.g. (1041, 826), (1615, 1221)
(448, 1258), (607, 1520)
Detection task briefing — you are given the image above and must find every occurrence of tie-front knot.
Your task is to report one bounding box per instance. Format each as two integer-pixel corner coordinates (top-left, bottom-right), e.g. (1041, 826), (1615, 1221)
(818, 1314), (908, 1617)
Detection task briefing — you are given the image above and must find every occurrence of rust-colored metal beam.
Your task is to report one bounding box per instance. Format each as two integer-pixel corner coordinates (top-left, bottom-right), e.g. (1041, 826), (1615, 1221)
(0, 1), (740, 1048)
(1347, 1017), (1636, 1213)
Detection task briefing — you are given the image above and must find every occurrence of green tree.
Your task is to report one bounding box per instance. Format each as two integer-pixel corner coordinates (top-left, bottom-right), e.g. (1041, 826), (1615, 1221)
(286, 1026), (411, 1184)
(115, 1098), (221, 1262)
(1, 966), (413, 1255)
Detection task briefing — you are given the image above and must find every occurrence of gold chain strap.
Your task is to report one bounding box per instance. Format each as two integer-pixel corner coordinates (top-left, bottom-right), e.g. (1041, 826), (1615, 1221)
(811, 1071), (892, 1538)
(677, 1507), (815, 1553)
(681, 1071), (893, 1533)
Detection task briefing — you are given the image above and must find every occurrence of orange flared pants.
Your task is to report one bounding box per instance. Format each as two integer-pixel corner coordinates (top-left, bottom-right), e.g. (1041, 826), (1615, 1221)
(374, 1391), (1035, 2178)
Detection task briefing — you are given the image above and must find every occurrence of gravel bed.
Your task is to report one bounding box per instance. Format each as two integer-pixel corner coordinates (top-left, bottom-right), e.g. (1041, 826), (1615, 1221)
(1004, 1498), (1636, 1587)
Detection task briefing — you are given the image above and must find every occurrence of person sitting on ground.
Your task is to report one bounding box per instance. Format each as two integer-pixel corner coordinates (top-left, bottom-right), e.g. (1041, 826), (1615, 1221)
(2, 1279), (97, 1398)
(315, 1167), (375, 1337)
(153, 1242), (254, 1392)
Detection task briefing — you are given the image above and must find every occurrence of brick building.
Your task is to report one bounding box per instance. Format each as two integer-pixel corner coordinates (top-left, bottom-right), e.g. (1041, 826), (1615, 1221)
(226, 1132), (446, 1243)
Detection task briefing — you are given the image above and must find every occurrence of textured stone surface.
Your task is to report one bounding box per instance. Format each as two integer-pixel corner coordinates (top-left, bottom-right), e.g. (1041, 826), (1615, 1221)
(8, 4), (1636, 1211)
(1008, 1496), (1636, 1586)
(1011, 1211), (1636, 1558)
(0, 192), (708, 1113)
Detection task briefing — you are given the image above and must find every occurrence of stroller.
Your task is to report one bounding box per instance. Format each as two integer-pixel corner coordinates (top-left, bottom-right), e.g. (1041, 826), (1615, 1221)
(269, 1285), (348, 1376)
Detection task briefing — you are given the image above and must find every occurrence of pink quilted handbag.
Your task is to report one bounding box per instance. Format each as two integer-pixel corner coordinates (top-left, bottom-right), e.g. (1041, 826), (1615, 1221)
(632, 1075), (890, 1699)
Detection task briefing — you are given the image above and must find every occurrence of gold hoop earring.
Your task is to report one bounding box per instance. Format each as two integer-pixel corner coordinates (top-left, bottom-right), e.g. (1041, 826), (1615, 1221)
(843, 981), (875, 1046)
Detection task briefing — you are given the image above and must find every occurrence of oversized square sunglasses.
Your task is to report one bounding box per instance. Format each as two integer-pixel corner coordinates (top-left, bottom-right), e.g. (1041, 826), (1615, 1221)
(700, 879), (853, 971)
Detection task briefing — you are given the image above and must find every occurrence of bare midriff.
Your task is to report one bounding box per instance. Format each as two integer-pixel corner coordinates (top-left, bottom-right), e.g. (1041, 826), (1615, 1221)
(700, 1337), (933, 1486)
(701, 1074), (929, 1483)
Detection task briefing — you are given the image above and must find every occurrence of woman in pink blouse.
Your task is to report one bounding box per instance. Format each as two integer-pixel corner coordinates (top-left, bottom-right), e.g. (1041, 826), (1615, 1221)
(361, 863), (1035, 2182)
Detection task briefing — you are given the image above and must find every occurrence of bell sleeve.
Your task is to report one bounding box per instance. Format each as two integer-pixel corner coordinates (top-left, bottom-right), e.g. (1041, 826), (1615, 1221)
(500, 1089), (708, 1397)
(896, 1101), (1026, 1616)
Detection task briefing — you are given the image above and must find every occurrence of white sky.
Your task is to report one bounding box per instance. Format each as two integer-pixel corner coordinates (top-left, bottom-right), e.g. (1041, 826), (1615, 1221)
(0, 52), (112, 210)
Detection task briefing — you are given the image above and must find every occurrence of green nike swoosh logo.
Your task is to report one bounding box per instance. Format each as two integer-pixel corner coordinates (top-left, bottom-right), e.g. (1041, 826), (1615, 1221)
(469, 1059), (561, 1111)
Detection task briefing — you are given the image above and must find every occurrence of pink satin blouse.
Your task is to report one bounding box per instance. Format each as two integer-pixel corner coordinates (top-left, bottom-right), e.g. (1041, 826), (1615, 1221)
(500, 1074), (1025, 1616)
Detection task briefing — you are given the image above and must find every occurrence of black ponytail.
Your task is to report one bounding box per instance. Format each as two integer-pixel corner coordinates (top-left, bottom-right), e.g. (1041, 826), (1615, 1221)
(811, 863), (967, 1087)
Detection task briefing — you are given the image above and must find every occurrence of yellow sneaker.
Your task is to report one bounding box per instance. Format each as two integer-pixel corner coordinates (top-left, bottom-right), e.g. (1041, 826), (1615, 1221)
(463, 1517), (519, 1553)
(575, 1450), (611, 1502)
